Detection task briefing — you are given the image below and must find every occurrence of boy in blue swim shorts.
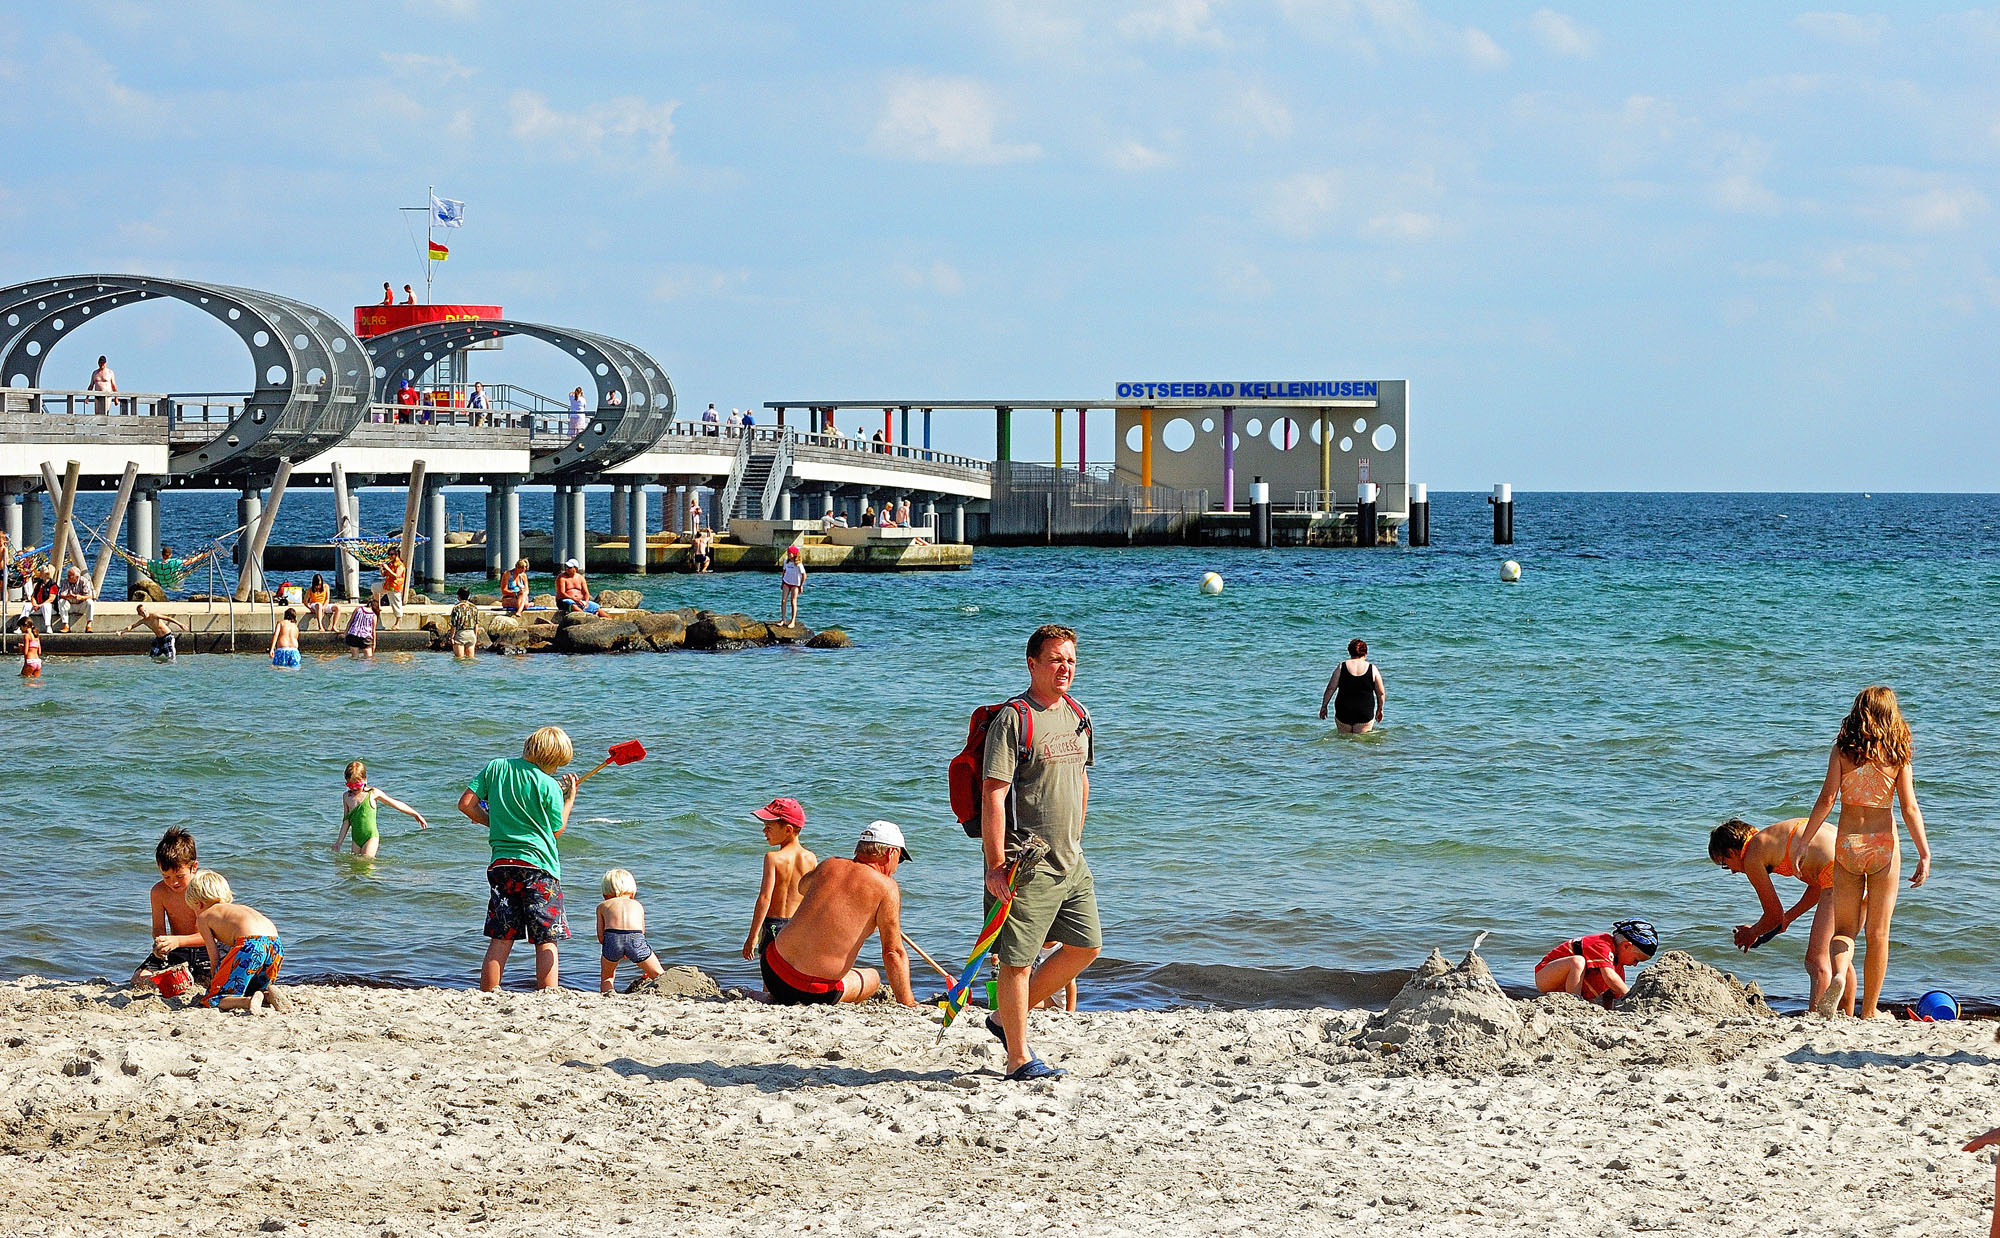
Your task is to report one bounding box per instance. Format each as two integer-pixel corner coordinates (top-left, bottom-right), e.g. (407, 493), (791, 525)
(269, 608), (301, 669)
(595, 868), (667, 993)
(186, 869), (287, 1014)
(460, 725), (579, 992)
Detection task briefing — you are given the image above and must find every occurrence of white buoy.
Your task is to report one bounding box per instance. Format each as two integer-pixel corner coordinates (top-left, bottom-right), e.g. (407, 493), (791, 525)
(1200, 571), (1225, 595)
(1500, 560), (1522, 583)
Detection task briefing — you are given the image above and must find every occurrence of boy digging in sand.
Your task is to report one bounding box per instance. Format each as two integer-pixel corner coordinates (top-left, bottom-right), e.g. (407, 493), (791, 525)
(595, 869), (666, 993)
(134, 827), (212, 988)
(742, 797), (818, 960)
(335, 760), (429, 858)
(187, 870), (287, 1013)
(1709, 817), (1853, 1016)
(1534, 919), (1658, 1008)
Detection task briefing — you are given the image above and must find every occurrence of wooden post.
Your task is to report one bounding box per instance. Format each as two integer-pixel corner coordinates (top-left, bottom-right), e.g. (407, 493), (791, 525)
(397, 460), (427, 602)
(331, 462), (359, 601)
(90, 461), (141, 597)
(40, 460), (85, 581)
(233, 459), (292, 603)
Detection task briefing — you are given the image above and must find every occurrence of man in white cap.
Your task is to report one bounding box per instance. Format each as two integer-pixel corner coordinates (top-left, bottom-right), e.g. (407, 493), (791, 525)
(553, 558), (599, 615)
(760, 821), (915, 1007)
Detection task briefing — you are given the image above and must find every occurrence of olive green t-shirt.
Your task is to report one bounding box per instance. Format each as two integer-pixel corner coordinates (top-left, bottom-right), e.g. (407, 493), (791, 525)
(982, 694), (1093, 878)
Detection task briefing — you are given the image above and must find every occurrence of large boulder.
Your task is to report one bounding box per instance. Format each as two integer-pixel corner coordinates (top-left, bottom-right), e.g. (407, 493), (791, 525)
(806, 627), (852, 649)
(471, 593), (500, 607)
(596, 588), (643, 610)
(484, 615), (521, 638)
(531, 594), (558, 610)
(555, 619), (639, 653)
(127, 579), (166, 603)
(632, 611), (686, 649)
(686, 611), (770, 651)
(766, 621), (812, 644)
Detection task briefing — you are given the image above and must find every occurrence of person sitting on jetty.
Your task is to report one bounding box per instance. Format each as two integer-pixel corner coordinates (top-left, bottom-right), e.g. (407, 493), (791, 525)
(896, 499), (912, 527)
(760, 821), (915, 1007)
(187, 870), (287, 1014)
(820, 505), (848, 530)
(595, 868), (666, 994)
(742, 798), (819, 961)
(269, 607), (301, 670)
(377, 551), (408, 630)
(875, 505), (897, 529)
(1534, 919), (1657, 1008)
(122, 603), (188, 661)
(303, 573), (338, 632)
(460, 725), (579, 991)
(500, 558), (531, 614)
(134, 827), (210, 988)
(1709, 817), (1851, 1016)
(57, 564), (94, 633)
(1319, 638), (1386, 734)
(335, 759), (428, 858)
(554, 559), (600, 615)
(28, 565), (57, 632)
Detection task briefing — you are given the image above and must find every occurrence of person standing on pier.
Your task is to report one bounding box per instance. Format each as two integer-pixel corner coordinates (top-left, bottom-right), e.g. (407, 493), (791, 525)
(981, 624), (1100, 1081)
(378, 551), (408, 630)
(1319, 639), (1386, 734)
(88, 355), (117, 415)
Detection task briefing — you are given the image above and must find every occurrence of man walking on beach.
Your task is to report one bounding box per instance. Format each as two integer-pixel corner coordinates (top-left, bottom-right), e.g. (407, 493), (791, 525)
(761, 821), (915, 1007)
(982, 623), (1099, 1080)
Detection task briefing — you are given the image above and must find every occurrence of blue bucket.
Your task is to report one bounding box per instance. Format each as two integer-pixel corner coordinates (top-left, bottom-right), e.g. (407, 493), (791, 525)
(1914, 990), (1959, 1021)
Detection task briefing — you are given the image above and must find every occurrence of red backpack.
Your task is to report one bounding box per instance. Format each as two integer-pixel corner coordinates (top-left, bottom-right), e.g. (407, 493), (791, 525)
(948, 693), (1090, 839)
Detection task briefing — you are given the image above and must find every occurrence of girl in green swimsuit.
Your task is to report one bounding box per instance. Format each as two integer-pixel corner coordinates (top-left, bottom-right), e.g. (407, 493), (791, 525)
(334, 760), (430, 858)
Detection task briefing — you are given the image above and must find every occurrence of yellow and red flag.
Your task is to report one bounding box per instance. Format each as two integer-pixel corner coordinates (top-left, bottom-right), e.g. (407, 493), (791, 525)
(428, 241), (449, 261)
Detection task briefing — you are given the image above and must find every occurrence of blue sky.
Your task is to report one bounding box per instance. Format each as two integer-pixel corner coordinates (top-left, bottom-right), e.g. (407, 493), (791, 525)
(2, 2), (1996, 489)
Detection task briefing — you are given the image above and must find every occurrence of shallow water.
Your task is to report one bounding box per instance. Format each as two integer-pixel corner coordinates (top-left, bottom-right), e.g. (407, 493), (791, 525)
(6, 489), (1996, 1011)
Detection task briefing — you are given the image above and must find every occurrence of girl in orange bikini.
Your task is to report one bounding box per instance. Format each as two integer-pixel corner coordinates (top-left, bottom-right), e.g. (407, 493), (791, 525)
(1708, 817), (1851, 1014)
(1798, 686), (1932, 1019)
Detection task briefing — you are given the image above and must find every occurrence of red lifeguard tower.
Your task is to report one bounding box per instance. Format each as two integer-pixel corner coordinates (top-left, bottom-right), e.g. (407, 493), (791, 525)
(354, 299), (503, 409)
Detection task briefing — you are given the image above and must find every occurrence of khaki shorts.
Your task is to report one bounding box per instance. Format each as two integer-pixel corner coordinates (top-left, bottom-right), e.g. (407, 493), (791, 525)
(990, 861), (1101, 969)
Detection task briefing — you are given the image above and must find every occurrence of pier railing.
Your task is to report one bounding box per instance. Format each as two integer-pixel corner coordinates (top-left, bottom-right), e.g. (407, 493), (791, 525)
(990, 461), (1206, 543)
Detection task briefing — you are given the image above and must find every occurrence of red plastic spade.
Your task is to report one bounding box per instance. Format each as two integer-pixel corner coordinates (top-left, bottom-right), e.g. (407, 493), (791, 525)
(575, 740), (647, 785)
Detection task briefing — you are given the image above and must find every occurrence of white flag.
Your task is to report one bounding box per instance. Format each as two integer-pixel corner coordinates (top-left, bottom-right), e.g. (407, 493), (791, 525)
(430, 193), (466, 228)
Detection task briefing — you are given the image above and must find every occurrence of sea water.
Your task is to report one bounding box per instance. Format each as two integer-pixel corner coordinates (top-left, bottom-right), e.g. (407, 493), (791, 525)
(6, 490), (1997, 1011)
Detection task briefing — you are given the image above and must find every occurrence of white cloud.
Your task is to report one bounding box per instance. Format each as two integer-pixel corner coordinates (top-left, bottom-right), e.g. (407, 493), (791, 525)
(869, 75), (1040, 165)
(380, 52), (475, 83)
(1228, 85), (1292, 140)
(1217, 260), (1273, 300)
(1108, 138), (1171, 170)
(1898, 185), (1988, 232)
(508, 91), (678, 169)
(1709, 173), (1782, 216)
(1363, 209), (1439, 240)
(982, 0), (1087, 57)
(1529, 9), (1597, 58)
(1264, 171), (1341, 239)
(892, 261), (967, 296)
(1462, 28), (1509, 69)
(1118, 0), (1228, 47)
(1793, 11), (1889, 47)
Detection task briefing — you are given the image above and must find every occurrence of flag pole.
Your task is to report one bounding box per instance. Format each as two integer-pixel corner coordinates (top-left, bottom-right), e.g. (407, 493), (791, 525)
(425, 183), (435, 304)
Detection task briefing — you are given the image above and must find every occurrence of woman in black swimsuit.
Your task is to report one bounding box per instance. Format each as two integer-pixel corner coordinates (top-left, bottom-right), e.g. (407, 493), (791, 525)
(1319, 638), (1386, 734)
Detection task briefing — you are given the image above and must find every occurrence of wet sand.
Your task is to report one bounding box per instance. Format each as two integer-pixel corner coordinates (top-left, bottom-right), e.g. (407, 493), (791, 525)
(2, 957), (1995, 1237)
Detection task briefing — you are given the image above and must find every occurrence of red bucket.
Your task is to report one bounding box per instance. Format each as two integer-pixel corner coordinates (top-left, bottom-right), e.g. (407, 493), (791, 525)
(148, 964), (193, 998)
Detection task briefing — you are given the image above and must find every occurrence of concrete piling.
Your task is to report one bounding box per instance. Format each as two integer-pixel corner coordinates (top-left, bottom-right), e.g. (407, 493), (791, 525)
(625, 484), (647, 574)
(1409, 482), (1430, 548)
(1251, 477), (1272, 548)
(1356, 482), (1378, 547)
(1491, 483), (1513, 545)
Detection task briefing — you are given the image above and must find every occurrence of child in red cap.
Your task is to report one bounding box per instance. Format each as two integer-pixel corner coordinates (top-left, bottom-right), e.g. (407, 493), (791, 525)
(742, 798), (819, 960)
(779, 544), (807, 625)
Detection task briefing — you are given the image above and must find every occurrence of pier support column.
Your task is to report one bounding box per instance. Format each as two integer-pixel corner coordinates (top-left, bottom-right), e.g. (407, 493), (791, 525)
(1222, 407), (1236, 512)
(552, 485), (570, 567)
(1140, 408), (1154, 489)
(671, 485), (686, 535)
(1077, 407), (1087, 473)
(235, 488), (262, 568)
(484, 489), (501, 578)
(953, 501), (966, 545)
(126, 488), (155, 596)
(570, 487), (588, 567)
(498, 483), (521, 571)
(1054, 407), (1063, 471)
(923, 497), (937, 535)
(778, 488), (792, 521)
(1409, 483), (1430, 548)
(22, 488), (42, 554)
(424, 480), (448, 591)
(1491, 483), (1514, 545)
(1252, 477), (1271, 549)
(626, 484), (647, 575)
(1, 490), (21, 565)
(150, 494), (164, 574)
(610, 484), (629, 539)
(1356, 482), (1378, 547)
(344, 495), (362, 599)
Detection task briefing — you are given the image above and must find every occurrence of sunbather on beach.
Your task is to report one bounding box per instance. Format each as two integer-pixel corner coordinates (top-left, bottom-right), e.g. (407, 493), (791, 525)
(134, 827), (211, 987)
(1534, 919), (1657, 1007)
(187, 870), (287, 1014)
(1709, 817), (1852, 1015)
(335, 760), (428, 858)
(1799, 686), (1932, 1020)
(760, 821), (914, 1007)
(742, 798), (819, 960)
(595, 868), (666, 993)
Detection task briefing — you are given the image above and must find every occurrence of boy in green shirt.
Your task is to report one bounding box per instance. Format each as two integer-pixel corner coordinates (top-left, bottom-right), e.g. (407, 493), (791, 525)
(458, 725), (579, 991)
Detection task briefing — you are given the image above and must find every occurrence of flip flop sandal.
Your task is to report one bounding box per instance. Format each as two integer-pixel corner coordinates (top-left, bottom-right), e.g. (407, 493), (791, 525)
(1005, 1056), (1066, 1082)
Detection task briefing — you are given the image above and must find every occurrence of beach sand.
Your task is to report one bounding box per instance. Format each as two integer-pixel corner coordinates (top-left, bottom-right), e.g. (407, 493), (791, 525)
(1, 953), (1994, 1237)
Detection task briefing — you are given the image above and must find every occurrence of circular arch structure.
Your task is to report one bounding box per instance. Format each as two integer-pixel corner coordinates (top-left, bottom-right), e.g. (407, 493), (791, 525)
(366, 319), (676, 474)
(0, 274), (372, 478)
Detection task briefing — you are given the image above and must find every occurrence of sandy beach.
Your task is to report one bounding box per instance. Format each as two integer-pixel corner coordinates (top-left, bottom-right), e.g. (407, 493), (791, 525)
(2, 952), (1993, 1237)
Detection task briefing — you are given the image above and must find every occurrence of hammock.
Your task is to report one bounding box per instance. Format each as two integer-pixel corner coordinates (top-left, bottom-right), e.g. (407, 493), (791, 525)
(7, 546), (51, 579)
(104, 542), (219, 591)
(329, 534), (427, 567)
